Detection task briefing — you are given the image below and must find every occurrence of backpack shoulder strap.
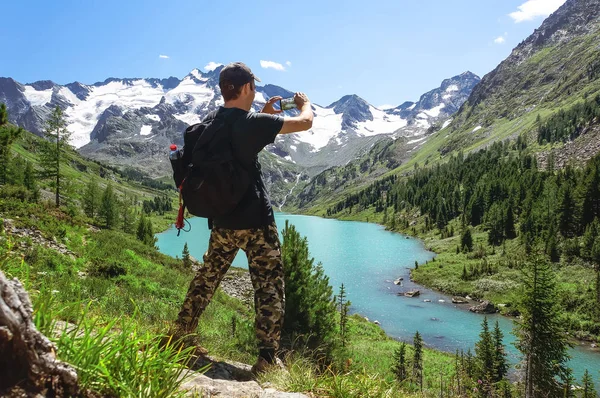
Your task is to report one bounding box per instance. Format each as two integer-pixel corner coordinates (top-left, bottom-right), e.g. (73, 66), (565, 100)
(191, 109), (244, 159)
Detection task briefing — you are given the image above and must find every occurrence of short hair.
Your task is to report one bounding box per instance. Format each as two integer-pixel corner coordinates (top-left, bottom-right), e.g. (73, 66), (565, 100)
(219, 81), (244, 101)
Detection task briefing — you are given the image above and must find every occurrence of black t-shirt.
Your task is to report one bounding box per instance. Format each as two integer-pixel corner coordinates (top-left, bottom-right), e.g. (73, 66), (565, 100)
(209, 107), (284, 230)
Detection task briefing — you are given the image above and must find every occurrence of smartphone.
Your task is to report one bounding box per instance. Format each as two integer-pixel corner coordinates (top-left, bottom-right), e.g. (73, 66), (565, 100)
(279, 97), (297, 111)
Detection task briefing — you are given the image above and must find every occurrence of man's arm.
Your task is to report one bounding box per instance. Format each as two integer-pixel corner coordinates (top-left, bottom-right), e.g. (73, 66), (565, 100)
(279, 92), (313, 135)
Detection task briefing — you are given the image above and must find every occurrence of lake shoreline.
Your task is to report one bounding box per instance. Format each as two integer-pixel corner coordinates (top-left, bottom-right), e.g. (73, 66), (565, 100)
(156, 212), (600, 382)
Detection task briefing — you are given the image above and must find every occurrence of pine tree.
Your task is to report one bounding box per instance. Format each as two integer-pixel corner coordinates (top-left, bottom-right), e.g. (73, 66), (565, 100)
(137, 212), (147, 243)
(412, 330), (423, 391)
(515, 254), (570, 398)
(486, 203), (505, 246)
(558, 186), (577, 238)
(461, 226), (474, 252)
(581, 369), (597, 398)
(546, 223), (560, 263)
(337, 283), (351, 347)
(23, 161), (36, 192)
(83, 177), (101, 219)
(120, 194), (135, 234)
(0, 104), (23, 185)
(504, 206), (516, 240)
(469, 191), (485, 226)
(475, 317), (494, 392)
(281, 221), (337, 356)
(582, 167), (600, 227)
(582, 219), (599, 260)
(39, 106), (71, 207)
(136, 213), (157, 247)
(182, 242), (192, 268)
(7, 155), (25, 186)
(561, 368), (575, 398)
(492, 320), (508, 382)
(392, 342), (408, 383)
(99, 183), (117, 229)
(464, 348), (475, 378)
(145, 217), (156, 248)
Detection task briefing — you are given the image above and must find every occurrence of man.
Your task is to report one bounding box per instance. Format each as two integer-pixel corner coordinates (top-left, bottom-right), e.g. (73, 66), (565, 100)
(172, 62), (313, 374)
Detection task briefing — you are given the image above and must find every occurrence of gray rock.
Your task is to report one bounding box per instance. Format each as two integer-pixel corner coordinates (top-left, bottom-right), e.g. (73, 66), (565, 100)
(469, 300), (496, 314)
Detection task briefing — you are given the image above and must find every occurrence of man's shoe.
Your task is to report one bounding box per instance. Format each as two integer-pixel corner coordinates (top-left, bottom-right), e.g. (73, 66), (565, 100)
(160, 330), (208, 358)
(251, 356), (286, 376)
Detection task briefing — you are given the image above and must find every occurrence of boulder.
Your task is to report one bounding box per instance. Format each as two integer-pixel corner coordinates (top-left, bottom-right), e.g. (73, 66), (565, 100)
(404, 290), (421, 298)
(452, 296), (469, 304)
(469, 301), (496, 314)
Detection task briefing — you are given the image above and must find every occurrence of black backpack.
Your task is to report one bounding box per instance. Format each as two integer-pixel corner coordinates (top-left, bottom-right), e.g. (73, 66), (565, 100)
(171, 110), (252, 219)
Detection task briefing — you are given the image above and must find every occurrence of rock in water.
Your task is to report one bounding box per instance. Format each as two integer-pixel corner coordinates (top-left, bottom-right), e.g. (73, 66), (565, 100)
(452, 296), (469, 304)
(468, 300), (496, 314)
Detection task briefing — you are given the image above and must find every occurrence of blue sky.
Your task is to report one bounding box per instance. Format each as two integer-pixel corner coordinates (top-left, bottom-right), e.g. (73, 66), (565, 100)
(1, 0), (566, 107)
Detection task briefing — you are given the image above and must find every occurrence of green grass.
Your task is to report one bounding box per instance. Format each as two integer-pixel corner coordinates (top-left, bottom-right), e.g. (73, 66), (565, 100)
(261, 315), (457, 397)
(34, 296), (197, 398)
(1, 194), (478, 397)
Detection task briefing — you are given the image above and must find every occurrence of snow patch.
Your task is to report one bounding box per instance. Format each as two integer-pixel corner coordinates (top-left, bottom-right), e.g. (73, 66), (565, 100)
(423, 103), (445, 118)
(254, 92), (267, 104)
(472, 125), (482, 133)
(407, 136), (427, 145)
(284, 155), (295, 163)
(441, 119), (452, 130)
(290, 145), (297, 151)
(165, 76), (215, 112)
(297, 105), (344, 151)
(445, 84), (459, 92)
(442, 94), (452, 100)
(415, 118), (430, 128)
(140, 125), (153, 136)
(146, 114), (160, 122)
(408, 103), (416, 110)
(23, 85), (53, 106)
(190, 69), (203, 80)
(174, 113), (202, 125)
(58, 87), (82, 105)
(354, 106), (407, 138)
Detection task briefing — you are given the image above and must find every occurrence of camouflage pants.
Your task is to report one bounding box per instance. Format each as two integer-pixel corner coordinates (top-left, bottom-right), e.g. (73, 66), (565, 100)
(176, 223), (285, 351)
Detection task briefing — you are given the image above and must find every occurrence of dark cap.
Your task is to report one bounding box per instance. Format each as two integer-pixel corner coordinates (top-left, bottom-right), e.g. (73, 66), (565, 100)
(219, 62), (261, 87)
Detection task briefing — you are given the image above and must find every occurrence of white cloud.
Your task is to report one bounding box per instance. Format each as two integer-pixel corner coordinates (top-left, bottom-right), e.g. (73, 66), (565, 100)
(286, 61), (292, 67)
(159, 55), (169, 59)
(260, 60), (286, 71)
(494, 36), (506, 44)
(509, 0), (567, 23)
(204, 62), (222, 72)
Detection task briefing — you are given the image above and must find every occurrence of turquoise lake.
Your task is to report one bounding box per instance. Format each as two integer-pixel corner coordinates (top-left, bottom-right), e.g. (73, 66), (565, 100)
(156, 212), (600, 382)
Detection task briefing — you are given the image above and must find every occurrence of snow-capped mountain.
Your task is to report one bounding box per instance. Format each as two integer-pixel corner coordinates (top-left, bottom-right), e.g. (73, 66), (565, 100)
(0, 67), (479, 177)
(384, 71), (481, 128)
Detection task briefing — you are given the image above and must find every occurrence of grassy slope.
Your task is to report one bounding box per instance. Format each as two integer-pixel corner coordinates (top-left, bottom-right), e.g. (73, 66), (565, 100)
(2, 131), (463, 397)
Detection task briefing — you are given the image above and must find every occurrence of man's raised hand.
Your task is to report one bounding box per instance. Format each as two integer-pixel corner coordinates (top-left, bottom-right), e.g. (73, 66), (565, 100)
(294, 92), (310, 109)
(261, 96), (283, 115)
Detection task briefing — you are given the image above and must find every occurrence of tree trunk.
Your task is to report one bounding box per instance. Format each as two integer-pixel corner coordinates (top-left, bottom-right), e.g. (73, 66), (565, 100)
(0, 270), (78, 397)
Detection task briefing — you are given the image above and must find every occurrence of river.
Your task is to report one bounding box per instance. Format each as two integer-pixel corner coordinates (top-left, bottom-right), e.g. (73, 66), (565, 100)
(156, 212), (600, 384)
